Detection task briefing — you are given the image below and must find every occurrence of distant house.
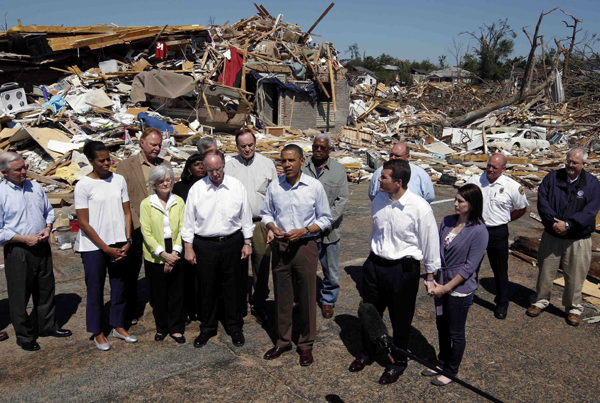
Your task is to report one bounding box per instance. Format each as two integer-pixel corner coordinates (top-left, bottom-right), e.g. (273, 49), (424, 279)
(428, 67), (473, 84)
(346, 66), (378, 86)
(411, 68), (430, 83)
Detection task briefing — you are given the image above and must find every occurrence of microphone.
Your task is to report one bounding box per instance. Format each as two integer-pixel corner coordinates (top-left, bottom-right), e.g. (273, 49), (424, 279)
(358, 303), (392, 351)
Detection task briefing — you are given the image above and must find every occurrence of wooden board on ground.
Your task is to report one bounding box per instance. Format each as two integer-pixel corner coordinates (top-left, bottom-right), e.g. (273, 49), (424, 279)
(554, 277), (600, 299)
(9, 127), (72, 159)
(265, 126), (287, 136)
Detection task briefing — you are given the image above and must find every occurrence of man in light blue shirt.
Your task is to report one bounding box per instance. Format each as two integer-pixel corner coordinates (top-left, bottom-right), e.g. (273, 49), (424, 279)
(368, 142), (435, 203)
(260, 144), (332, 367)
(0, 152), (71, 351)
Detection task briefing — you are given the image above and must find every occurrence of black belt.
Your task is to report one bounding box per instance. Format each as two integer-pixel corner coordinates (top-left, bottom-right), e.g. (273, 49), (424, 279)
(195, 230), (240, 242)
(486, 223), (508, 230)
(252, 217), (262, 223)
(369, 252), (418, 268)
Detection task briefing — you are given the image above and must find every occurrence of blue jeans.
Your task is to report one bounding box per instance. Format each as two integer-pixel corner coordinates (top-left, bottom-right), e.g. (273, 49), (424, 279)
(318, 240), (341, 306)
(435, 293), (474, 376)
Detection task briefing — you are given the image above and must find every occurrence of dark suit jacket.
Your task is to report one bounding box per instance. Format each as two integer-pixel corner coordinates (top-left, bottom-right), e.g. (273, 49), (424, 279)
(116, 154), (171, 229)
(438, 215), (489, 294)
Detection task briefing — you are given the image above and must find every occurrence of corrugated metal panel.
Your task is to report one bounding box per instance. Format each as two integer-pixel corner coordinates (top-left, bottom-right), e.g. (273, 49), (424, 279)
(316, 101), (335, 129)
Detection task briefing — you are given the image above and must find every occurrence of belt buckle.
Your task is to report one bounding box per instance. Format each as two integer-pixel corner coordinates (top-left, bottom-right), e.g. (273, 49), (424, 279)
(218, 236), (227, 242)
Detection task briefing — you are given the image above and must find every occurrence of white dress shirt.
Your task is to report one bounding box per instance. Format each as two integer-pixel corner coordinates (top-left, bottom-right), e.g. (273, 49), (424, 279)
(225, 153), (278, 218)
(181, 175), (255, 243)
(149, 192), (184, 256)
(467, 174), (529, 227)
(370, 189), (441, 273)
(260, 173), (333, 237)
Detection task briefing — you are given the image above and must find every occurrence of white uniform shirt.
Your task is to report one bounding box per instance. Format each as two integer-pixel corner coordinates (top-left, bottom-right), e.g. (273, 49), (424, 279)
(74, 173), (129, 252)
(181, 175), (255, 243)
(260, 173), (333, 237)
(225, 153), (278, 218)
(370, 189), (441, 274)
(467, 174), (529, 227)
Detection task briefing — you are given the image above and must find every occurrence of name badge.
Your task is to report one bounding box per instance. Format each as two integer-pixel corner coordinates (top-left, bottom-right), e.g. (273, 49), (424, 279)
(577, 190), (584, 197)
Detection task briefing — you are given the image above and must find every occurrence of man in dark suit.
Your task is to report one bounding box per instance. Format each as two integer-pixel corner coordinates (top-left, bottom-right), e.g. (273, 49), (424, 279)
(117, 127), (172, 324)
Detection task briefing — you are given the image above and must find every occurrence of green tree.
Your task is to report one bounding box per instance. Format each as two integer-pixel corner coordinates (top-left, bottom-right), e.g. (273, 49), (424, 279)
(461, 18), (516, 81)
(345, 43), (361, 60)
(438, 55), (448, 69)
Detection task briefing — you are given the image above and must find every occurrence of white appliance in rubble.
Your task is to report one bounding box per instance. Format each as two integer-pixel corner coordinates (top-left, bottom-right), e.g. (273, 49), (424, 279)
(0, 83), (28, 114)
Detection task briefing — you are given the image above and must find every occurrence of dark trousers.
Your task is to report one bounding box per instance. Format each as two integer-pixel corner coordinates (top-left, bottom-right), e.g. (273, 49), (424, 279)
(145, 239), (185, 335)
(182, 257), (199, 320)
(81, 245), (127, 335)
(124, 227), (144, 321)
(360, 253), (420, 372)
(193, 231), (244, 335)
(487, 224), (509, 308)
(249, 221), (271, 311)
(436, 293), (474, 376)
(4, 242), (57, 345)
(272, 238), (318, 351)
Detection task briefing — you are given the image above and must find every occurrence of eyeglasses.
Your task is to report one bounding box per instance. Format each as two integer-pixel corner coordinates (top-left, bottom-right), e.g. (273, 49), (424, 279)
(207, 166), (224, 174)
(158, 178), (173, 184)
(239, 144), (254, 149)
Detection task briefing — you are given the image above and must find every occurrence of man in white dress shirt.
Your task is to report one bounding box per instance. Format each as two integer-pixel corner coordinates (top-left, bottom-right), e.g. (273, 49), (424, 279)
(467, 153), (528, 319)
(260, 144), (332, 367)
(225, 128), (278, 324)
(182, 150), (254, 349)
(349, 159), (441, 385)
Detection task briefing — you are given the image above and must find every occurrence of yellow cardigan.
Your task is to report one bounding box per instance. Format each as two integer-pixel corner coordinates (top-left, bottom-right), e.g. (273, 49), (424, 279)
(139, 193), (185, 264)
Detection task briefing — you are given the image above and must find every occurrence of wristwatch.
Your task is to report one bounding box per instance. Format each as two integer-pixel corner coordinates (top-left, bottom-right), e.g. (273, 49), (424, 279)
(244, 241), (253, 247)
(126, 238), (133, 245)
(305, 227), (311, 236)
(564, 221), (571, 230)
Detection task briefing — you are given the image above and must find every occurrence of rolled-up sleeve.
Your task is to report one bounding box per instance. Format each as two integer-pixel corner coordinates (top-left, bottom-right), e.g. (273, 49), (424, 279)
(181, 188), (196, 243)
(313, 184), (333, 231)
(420, 170), (435, 203)
(0, 202), (16, 246)
(239, 185), (255, 238)
(260, 184), (276, 227)
(368, 167), (381, 201)
(420, 210), (441, 273)
(41, 190), (56, 225)
(457, 226), (489, 280)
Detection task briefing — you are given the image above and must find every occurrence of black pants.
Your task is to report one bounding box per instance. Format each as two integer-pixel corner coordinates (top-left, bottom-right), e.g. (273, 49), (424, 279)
(182, 256), (199, 321)
(81, 245), (128, 335)
(193, 232), (244, 335)
(4, 242), (57, 345)
(487, 224), (509, 308)
(124, 227), (144, 321)
(360, 253), (420, 372)
(436, 293), (474, 376)
(145, 239), (185, 335)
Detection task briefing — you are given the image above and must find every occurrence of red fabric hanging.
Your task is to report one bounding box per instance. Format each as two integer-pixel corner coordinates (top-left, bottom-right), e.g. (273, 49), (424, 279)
(155, 42), (168, 61)
(218, 47), (244, 87)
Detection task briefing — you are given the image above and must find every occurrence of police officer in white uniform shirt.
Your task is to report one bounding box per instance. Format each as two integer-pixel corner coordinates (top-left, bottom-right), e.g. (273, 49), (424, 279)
(467, 153), (528, 319)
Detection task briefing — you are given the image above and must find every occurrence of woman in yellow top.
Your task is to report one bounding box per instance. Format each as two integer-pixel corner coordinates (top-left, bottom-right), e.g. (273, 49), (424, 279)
(140, 165), (186, 343)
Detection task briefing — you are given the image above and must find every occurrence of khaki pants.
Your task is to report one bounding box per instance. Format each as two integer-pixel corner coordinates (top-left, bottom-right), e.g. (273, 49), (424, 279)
(250, 222), (271, 310)
(534, 231), (592, 315)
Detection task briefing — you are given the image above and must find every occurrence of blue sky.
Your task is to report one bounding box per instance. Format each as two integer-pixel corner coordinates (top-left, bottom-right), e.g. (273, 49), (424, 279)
(2, 0), (598, 63)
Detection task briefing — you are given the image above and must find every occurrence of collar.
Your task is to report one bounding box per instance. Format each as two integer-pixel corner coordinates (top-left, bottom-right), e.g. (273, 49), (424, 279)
(307, 157), (331, 172)
(204, 174), (231, 190)
(567, 175), (580, 184)
(138, 152), (161, 167)
(280, 172), (309, 189)
(388, 188), (412, 205)
(483, 173), (506, 187)
(3, 178), (28, 190)
(557, 168), (587, 187)
(150, 192), (177, 211)
(236, 154), (255, 166)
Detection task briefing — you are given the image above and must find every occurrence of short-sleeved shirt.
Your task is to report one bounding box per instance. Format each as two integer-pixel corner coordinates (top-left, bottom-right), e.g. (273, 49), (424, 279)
(467, 173), (529, 227)
(74, 173), (129, 252)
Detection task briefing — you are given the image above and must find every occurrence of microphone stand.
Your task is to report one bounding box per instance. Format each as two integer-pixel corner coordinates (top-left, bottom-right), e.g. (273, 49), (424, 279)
(378, 336), (504, 403)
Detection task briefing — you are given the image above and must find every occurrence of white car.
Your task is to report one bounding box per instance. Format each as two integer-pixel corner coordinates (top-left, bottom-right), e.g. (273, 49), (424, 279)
(487, 128), (550, 151)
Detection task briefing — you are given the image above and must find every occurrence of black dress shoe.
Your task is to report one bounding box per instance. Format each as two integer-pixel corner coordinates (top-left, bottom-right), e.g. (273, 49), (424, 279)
(251, 308), (269, 325)
(194, 333), (212, 348)
(20, 340), (41, 352)
(348, 357), (370, 373)
(263, 344), (293, 360)
(185, 316), (193, 326)
(379, 367), (402, 385)
(494, 306), (508, 320)
(231, 331), (245, 347)
(170, 334), (186, 344)
(0, 331), (8, 342)
(155, 333), (167, 341)
(40, 328), (72, 338)
(299, 349), (313, 366)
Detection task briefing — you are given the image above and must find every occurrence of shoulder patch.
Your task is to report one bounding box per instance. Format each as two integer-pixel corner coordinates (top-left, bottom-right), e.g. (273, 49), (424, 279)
(518, 186), (525, 195)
